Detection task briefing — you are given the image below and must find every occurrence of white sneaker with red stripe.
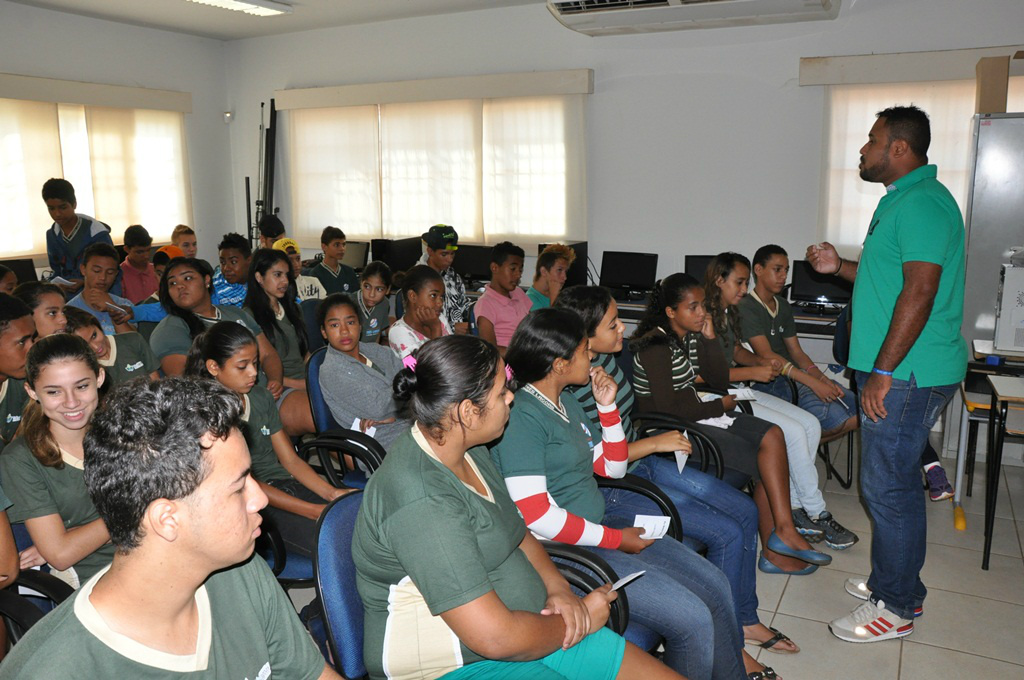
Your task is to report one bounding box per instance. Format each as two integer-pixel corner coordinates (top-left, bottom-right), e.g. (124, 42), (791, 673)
(844, 577), (923, 617)
(829, 600), (914, 643)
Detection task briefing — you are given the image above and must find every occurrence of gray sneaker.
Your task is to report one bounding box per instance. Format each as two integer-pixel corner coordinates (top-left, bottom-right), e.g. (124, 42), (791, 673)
(792, 508), (825, 543)
(811, 511), (858, 550)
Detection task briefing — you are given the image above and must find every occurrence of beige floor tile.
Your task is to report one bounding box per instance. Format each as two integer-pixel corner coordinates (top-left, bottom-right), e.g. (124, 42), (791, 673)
(900, 640), (1024, 679)
(777, 567), (866, 624)
(926, 507), (1021, 557)
(1005, 465), (1024, 517)
(752, 614), (900, 680)
(947, 467), (1014, 520)
(755, 565), (789, 612)
(919, 543), (1024, 604)
(819, 491), (873, 532)
(911, 588), (1024, 666)
(819, 530), (872, 575)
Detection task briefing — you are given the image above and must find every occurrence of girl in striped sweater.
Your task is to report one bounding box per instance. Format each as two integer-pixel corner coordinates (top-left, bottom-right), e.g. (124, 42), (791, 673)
(492, 308), (746, 680)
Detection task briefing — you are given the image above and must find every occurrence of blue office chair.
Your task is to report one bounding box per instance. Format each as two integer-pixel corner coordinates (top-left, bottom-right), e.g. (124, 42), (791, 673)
(302, 298), (325, 353)
(256, 511), (315, 593)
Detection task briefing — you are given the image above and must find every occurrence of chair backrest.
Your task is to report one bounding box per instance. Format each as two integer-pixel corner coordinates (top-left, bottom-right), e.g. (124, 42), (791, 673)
(302, 298), (326, 353)
(467, 300), (478, 336)
(614, 341), (635, 387)
(306, 346), (341, 434)
(314, 491), (366, 679)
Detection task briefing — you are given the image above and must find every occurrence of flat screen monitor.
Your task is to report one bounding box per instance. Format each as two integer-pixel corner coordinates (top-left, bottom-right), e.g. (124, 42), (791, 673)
(790, 259), (853, 304)
(371, 237), (422, 273)
(451, 244), (494, 283)
(684, 255), (714, 283)
(538, 241), (589, 287)
(341, 241), (369, 271)
(599, 251), (658, 292)
(1, 258), (38, 284)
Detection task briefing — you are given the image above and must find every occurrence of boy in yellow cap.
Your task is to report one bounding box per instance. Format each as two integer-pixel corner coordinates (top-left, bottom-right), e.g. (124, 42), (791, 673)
(273, 238), (325, 301)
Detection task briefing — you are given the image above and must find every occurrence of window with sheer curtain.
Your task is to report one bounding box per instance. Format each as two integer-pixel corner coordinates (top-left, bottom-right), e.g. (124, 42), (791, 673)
(0, 97), (192, 258)
(288, 94), (585, 246)
(822, 77), (1024, 253)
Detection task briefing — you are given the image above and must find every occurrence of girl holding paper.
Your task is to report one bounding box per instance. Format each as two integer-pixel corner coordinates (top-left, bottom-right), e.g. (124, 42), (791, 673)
(492, 308), (747, 680)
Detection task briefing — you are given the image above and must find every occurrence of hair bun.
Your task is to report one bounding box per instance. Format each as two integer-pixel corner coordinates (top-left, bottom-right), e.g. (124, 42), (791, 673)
(392, 367), (419, 401)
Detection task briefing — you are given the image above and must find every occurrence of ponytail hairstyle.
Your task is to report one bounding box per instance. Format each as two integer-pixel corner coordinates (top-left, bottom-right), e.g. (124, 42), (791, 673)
(629, 273), (702, 353)
(504, 308), (586, 390)
(244, 248), (307, 356)
(22, 334), (101, 469)
(185, 321), (259, 380)
(704, 252), (751, 341)
(553, 285), (612, 338)
(393, 335), (500, 440)
(394, 264), (443, 308)
(158, 257), (215, 340)
(360, 260), (394, 289)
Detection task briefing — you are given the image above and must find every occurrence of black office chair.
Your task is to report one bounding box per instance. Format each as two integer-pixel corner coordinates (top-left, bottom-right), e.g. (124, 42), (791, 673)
(0, 570), (75, 646)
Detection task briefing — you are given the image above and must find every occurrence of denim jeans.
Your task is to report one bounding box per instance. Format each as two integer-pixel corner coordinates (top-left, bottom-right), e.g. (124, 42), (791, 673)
(754, 375), (856, 433)
(855, 371), (957, 620)
(589, 509), (746, 680)
(604, 457), (760, 630)
(748, 390), (826, 517)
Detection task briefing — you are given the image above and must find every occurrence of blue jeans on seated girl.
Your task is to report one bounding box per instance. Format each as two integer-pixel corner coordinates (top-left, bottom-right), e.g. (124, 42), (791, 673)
(856, 371), (957, 621)
(754, 374), (856, 433)
(604, 456), (759, 631)
(591, 501), (746, 680)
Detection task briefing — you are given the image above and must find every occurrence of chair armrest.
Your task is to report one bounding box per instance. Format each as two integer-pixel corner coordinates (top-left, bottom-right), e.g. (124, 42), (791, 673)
(14, 569), (74, 604)
(631, 411), (725, 479)
(0, 589), (46, 642)
(299, 429), (387, 487)
(540, 541), (628, 635)
(594, 473), (683, 542)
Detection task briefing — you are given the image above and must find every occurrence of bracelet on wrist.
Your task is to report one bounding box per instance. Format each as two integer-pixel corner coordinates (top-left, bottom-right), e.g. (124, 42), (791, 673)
(833, 258), (844, 276)
(872, 367), (894, 376)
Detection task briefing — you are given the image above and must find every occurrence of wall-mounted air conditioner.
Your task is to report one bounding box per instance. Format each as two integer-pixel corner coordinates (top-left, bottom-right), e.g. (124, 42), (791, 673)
(547, 0), (841, 36)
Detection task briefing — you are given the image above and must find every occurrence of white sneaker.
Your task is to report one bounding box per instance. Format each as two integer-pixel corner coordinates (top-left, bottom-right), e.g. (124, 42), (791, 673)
(844, 578), (923, 616)
(829, 600), (914, 643)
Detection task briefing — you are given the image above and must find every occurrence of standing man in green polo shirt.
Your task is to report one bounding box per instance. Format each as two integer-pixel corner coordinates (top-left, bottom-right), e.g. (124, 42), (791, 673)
(807, 106), (966, 643)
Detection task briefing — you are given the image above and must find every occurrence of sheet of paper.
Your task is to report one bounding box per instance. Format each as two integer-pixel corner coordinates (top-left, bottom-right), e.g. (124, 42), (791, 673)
(634, 514), (670, 540)
(50, 276), (74, 286)
(611, 570), (646, 591)
(674, 450), (689, 474)
(727, 387), (757, 401)
(351, 417), (376, 438)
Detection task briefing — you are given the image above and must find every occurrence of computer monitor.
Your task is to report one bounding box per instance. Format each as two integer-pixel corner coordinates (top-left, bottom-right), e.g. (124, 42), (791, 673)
(451, 244), (494, 284)
(371, 237), (423, 273)
(684, 255), (714, 283)
(599, 251), (658, 293)
(341, 241), (369, 271)
(538, 241), (589, 287)
(1, 258), (38, 284)
(790, 259), (853, 305)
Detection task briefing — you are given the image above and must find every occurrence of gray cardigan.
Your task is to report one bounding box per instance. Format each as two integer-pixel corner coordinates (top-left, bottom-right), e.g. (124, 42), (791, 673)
(320, 342), (410, 448)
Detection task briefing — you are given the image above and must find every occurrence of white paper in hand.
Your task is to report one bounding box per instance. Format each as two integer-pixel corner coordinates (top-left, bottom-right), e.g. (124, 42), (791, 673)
(675, 450), (689, 474)
(352, 417), (376, 438)
(611, 570), (646, 591)
(634, 515), (671, 540)
(728, 387), (757, 401)
(50, 276), (74, 287)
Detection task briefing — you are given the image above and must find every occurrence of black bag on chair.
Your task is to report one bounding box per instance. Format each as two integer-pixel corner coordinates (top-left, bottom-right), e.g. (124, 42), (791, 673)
(832, 305), (852, 366)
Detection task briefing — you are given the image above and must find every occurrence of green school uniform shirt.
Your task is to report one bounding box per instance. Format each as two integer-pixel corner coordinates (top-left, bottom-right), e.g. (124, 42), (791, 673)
(240, 386), (291, 483)
(490, 387), (606, 524)
(849, 164), (967, 387)
(357, 299), (391, 344)
(353, 426), (547, 680)
(0, 556), (324, 679)
(0, 377), (28, 449)
(149, 305), (263, 361)
(98, 333), (158, 386)
(0, 438), (116, 583)
(245, 305), (305, 381)
(311, 261), (359, 296)
(738, 290), (797, 362)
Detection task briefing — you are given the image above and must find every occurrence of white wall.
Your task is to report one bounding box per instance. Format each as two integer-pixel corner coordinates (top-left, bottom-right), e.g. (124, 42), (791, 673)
(222, 0), (1024, 277)
(0, 0), (233, 260)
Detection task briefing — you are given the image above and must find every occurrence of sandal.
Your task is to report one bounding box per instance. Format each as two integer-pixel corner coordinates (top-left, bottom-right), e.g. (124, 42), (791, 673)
(748, 666), (778, 680)
(744, 626), (799, 654)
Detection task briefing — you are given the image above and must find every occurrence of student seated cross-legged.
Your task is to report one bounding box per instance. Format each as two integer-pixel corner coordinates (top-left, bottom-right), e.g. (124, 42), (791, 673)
(388, 265), (451, 359)
(0, 334), (116, 589)
(352, 334), (685, 680)
(186, 321), (349, 557)
(63, 306), (160, 385)
(474, 241), (531, 356)
(492, 308), (746, 680)
(0, 376), (340, 678)
(318, 293), (410, 446)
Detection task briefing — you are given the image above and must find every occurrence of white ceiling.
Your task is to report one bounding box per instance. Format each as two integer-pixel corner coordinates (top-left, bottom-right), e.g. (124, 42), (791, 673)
(8, 0), (544, 41)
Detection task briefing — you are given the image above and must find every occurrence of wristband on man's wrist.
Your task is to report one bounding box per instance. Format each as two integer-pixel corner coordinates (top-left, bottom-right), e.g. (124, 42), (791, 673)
(872, 367), (894, 376)
(833, 258), (844, 276)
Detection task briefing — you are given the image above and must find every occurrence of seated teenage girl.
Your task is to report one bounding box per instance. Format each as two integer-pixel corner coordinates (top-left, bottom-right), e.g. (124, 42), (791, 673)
(351, 334), (683, 680)
(63, 306), (160, 385)
(356, 261), (393, 345)
(0, 334), (115, 588)
(493, 308), (746, 680)
(186, 322), (348, 557)
(705, 253), (858, 550)
(318, 293), (410, 447)
(244, 248), (315, 436)
(555, 286), (796, 672)
(149, 257), (284, 393)
(388, 264), (451, 359)
(13, 282), (67, 337)
(630, 274), (831, 575)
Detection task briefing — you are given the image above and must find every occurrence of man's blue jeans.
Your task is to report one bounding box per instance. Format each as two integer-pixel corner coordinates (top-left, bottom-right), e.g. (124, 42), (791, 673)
(856, 371), (957, 620)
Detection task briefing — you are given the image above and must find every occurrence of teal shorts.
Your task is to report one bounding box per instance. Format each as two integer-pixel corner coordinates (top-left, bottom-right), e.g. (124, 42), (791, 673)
(440, 627), (626, 680)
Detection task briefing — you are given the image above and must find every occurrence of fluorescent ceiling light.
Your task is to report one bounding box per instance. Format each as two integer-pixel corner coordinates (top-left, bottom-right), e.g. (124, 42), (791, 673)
(185, 0), (293, 17)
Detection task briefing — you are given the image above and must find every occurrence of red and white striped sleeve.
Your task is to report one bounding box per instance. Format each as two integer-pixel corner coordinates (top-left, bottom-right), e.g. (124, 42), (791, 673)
(504, 475), (623, 549)
(591, 402), (628, 479)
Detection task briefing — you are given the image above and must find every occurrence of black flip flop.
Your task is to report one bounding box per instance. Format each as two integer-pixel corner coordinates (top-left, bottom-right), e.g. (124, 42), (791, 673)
(744, 626), (798, 654)
(747, 666), (778, 680)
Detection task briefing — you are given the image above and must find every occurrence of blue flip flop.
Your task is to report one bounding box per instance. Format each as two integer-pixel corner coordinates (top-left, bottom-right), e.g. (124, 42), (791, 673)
(766, 530), (832, 566)
(758, 553), (819, 576)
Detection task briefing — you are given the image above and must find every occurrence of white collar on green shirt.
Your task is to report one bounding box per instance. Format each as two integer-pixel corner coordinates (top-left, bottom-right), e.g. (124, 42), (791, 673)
(523, 383), (568, 423)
